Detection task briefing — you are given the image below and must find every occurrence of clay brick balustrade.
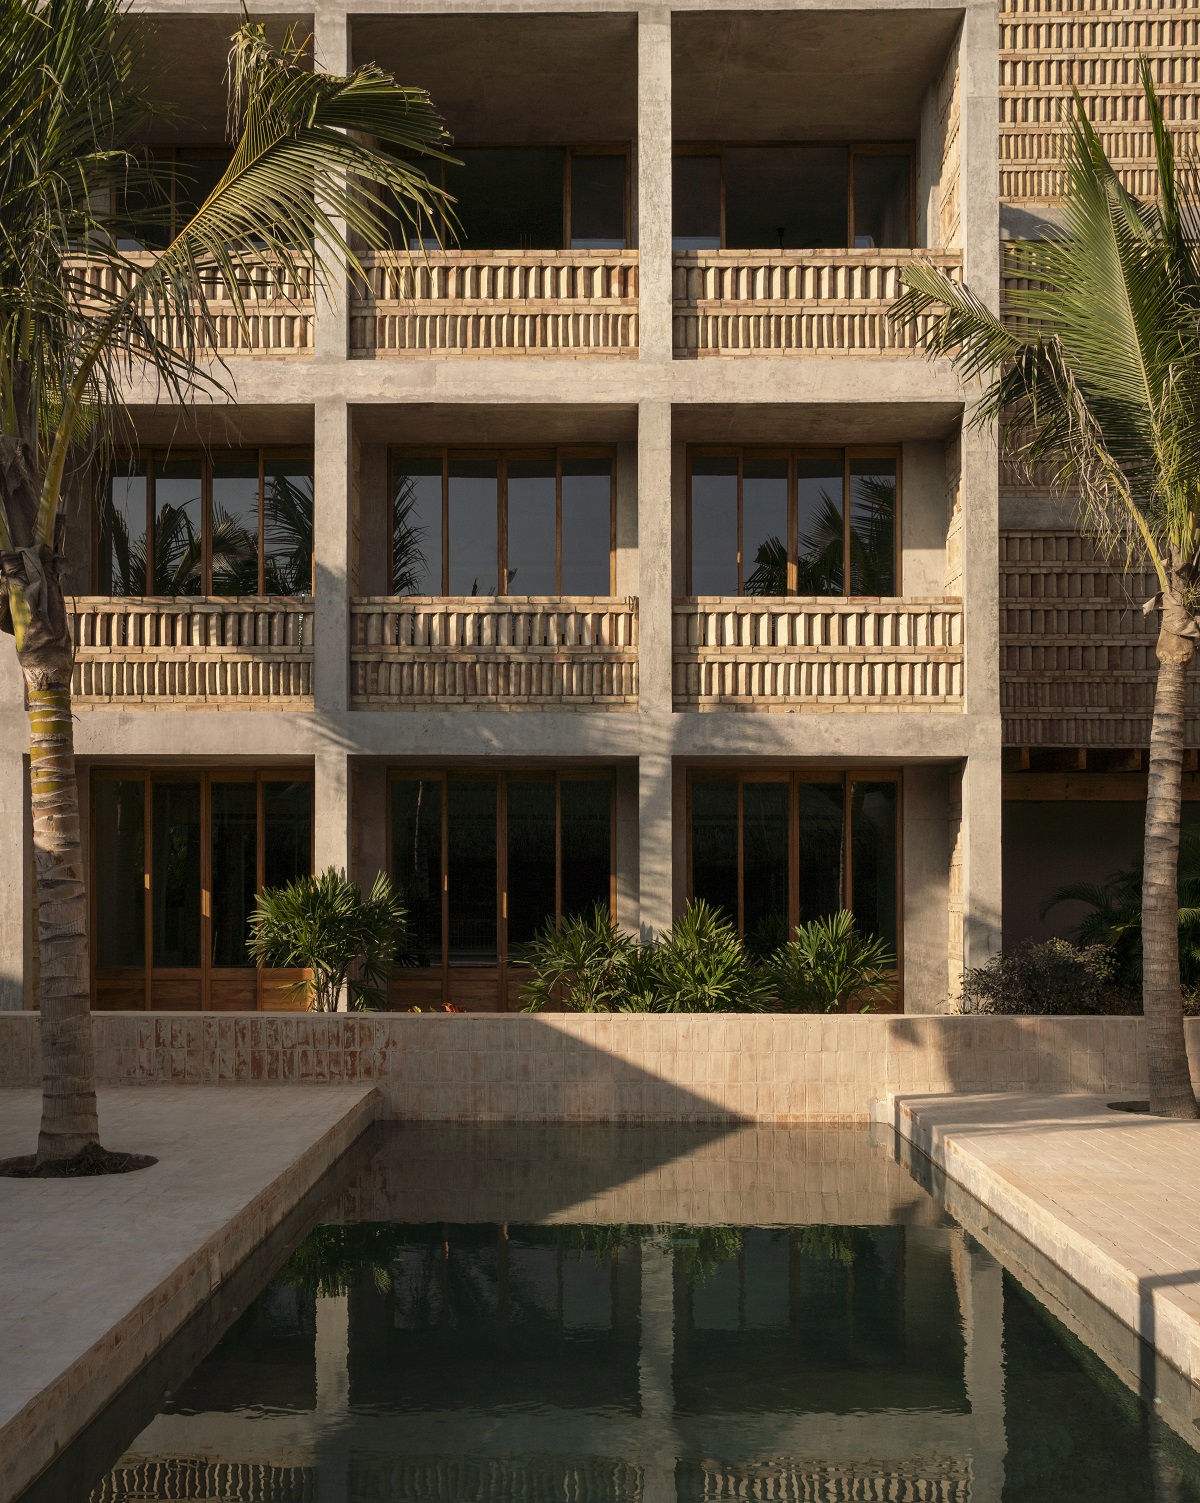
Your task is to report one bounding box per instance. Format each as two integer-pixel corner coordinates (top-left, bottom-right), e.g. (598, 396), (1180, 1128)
(674, 598), (964, 711)
(67, 254), (314, 355)
(350, 597), (638, 709)
(71, 598), (314, 706)
(350, 250), (639, 356)
(1001, 531), (1200, 747)
(672, 250), (964, 356)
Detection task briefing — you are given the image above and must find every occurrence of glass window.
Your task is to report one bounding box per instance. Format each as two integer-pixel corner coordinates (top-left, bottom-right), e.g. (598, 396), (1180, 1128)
(742, 459), (788, 596)
(673, 156), (722, 250)
(102, 462), (148, 595)
(690, 456), (738, 594)
(448, 460), (499, 596)
(506, 780), (557, 948)
(561, 459), (612, 595)
(392, 459), (442, 596)
(211, 455), (260, 596)
(797, 782), (845, 922)
(211, 782), (257, 967)
(173, 148), (233, 231)
(263, 457), (313, 596)
(690, 781), (739, 925)
(851, 780), (898, 950)
(561, 781), (611, 921)
(849, 457), (897, 595)
(151, 781), (202, 969)
(724, 147), (848, 251)
(152, 460), (203, 597)
(95, 781), (144, 968)
(506, 460), (557, 596)
(263, 780), (312, 891)
(446, 148), (565, 251)
(796, 459), (845, 595)
(853, 154), (911, 249)
(447, 779), (498, 966)
(742, 783), (789, 954)
(571, 155), (626, 249)
(391, 779), (443, 967)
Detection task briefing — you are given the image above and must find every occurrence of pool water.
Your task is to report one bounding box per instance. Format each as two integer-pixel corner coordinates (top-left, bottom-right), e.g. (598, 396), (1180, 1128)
(35, 1126), (1200, 1502)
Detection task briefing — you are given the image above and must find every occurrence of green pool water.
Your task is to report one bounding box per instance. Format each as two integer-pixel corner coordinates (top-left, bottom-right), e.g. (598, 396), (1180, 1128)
(28, 1125), (1200, 1503)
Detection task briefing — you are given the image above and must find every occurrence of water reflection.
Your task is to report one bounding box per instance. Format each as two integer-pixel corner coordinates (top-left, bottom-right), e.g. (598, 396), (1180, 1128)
(73, 1127), (1200, 1502)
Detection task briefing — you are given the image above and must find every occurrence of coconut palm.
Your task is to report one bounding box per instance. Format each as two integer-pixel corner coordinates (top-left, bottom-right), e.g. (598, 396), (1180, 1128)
(892, 62), (1200, 1115)
(0, 0), (452, 1163)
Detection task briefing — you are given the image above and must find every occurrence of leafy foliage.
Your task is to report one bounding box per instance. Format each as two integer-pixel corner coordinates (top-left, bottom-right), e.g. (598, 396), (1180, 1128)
(769, 910), (896, 1013)
(961, 938), (1131, 1016)
(248, 866), (407, 1012)
(652, 900), (772, 1013)
(277, 1222), (408, 1298)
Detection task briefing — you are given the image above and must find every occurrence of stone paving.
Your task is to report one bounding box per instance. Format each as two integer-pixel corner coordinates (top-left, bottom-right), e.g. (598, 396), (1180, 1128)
(0, 1084), (378, 1503)
(894, 1092), (1200, 1385)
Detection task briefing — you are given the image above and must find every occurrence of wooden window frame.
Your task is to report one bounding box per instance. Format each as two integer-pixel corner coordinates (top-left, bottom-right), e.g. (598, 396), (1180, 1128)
(685, 445), (902, 598)
(90, 766), (315, 1010)
(671, 142), (917, 251)
(389, 447), (617, 598)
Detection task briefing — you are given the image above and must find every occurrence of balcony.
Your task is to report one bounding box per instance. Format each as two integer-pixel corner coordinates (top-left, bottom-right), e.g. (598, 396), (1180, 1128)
(674, 598), (963, 711)
(71, 598), (314, 707)
(349, 251), (639, 358)
(350, 597), (638, 710)
(673, 250), (963, 358)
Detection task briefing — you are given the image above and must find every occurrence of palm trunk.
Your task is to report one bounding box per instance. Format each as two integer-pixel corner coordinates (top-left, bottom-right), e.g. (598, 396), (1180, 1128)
(28, 673), (98, 1162)
(1142, 625), (1198, 1118)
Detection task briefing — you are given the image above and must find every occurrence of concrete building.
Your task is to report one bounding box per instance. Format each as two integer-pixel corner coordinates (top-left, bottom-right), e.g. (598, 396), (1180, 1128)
(0, 0), (1191, 1014)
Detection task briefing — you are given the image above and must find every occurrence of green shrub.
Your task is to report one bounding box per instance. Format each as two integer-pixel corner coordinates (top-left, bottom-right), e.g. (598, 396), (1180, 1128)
(768, 910), (895, 1013)
(960, 938), (1133, 1016)
(248, 867), (407, 1011)
(516, 905), (646, 1013)
(651, 900), (771, 1013)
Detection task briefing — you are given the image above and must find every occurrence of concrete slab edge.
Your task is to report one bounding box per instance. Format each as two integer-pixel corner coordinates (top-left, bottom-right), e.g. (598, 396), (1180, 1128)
(1, 1086), (381, 1503)
(888, 1092), (1200, 1388)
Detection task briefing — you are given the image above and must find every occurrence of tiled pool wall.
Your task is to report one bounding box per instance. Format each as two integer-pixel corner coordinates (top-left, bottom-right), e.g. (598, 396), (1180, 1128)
(2, 1013), (1196, 1120)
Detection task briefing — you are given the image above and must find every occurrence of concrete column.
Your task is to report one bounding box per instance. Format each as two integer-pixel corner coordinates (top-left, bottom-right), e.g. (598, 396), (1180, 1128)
(961, 749), (1003, 967)
(638, 1239), (677, 1503)
(314, 395), (351, 719)
(0, 746), (25, 1010)
(315, 746), (351, 876)
(638, 398), (674, 940)
(958, 0), (1001, 311)
(953, 1234), (1007, 1503)
(637, 7), (673, 363)
(315, 1292), (350, 1503)
(313, 8), (350, 364)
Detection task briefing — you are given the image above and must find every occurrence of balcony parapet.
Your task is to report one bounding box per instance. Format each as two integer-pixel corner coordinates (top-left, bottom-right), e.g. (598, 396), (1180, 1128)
(674, 597), (963, 711)
(71, 597), (313, 707)
(672, 249), (963, 357)
(350, 250), (639, 357)
(67, 254), (313, 356)
(350, 596), (639, 709)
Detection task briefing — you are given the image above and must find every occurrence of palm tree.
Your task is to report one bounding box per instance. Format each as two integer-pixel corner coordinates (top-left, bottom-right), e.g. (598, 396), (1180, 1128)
(892, 62), (1200, 1116)
(0, 0), (452, 1163)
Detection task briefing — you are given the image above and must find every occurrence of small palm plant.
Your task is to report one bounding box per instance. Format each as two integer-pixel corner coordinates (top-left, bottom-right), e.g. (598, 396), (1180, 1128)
(248, 868), (407, 1012)
(652, 900), (771, 1013)
(518, 904), (647, 1012)
(768, 910), (895, 1013)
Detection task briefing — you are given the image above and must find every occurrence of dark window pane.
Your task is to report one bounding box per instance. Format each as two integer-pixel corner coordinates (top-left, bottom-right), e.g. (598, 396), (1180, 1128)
(263, 780), (312, 890)
(796, 459), (844, 595)
(174, 148), (233, 231)
(798, 781), (845, 922)
(211, 454), (260, 595)
(113, 149), (171, 250)
(561, 780), (611, 920)
(392, 459), (442, 596)
(743, 459), (789, 596)
(851, 780), (898, 951)
(506, 780), (557, 948)
(562, 458), (611, 595)
(211, 783), (257, 967)
(673, 156), (722, 249)
(724, 147), (848, 250)
(742, 782), (789, 952)
(95, 781), (144, 967)
(571, 155), (626, 248)
(447, 779), (497, 966)
(448, 460), (499, 596)
(391, 779), (443, 967)
(263, 456), (313, 596)
(691, 781), (738, 925)
(506, 459), (557, 595)
(446, 148), (564, 251)
(153, 459), (203, 596)
(849, 458), (896, 595)
(853, 154), (911, 249)
(102, 461), (148, 594)
(152, 781), (201, 968)
(691, 456), (738, 595)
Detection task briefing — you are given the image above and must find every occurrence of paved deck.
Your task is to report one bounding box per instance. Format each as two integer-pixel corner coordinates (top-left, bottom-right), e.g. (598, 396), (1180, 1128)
(893, 1092), (1200, 1385)
(0, 1084), (378, 1503)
